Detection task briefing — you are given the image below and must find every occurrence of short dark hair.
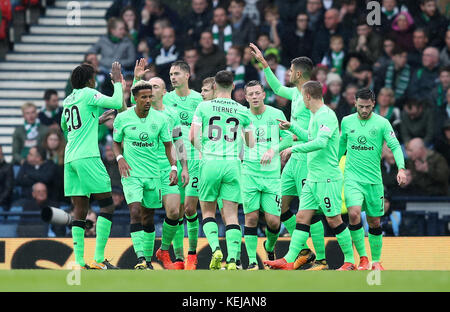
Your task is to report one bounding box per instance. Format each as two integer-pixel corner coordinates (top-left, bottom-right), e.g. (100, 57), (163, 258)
(71, 64), (95, 89)
(244, 80), (264, 93)
(131, 81), (152, 97)
(171, 60), (190, 73)
(214, 70), (234, 89)
(30, 146), (46, 161)
(43, 89), (58, 101)
(231, 0), (245, 6)
(405, 99), (424, 109)
(302, 81), (323, 100)
(355, 88), (375, 102)
(439, 65), (450, 74)
(392, 45), (407, 56)
(291, 57), (313, 80)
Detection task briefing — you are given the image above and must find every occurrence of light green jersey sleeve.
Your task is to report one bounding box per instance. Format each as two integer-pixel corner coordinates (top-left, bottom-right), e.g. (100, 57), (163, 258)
(272, 110), (292, 152)
(383, 119), (405, 170)
(338, 118), (349, 161)
(112, 113), (123, 143)
(288, 121), (309, 142)
(263, 67), (295, 100)
(93, 82), (123, 109)
(292, 112), (335, 154)
(159, 120), (173, 143)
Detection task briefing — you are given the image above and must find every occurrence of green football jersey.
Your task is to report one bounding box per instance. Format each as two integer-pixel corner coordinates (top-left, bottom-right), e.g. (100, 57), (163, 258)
(339, 112), (405, 184)
(192, 97), (253, 160)
(263, 67), (310, 162)
(113, 107), (172, 178)
(290, 104), (342, 182)
(61, 83), (123, 163)
(154, 105), (182, 170)
(242, 105), (291, 178)
(163, 89), (203, 161)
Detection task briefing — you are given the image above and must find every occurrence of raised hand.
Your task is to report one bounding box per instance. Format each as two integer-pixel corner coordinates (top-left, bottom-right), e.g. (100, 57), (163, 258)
(110, 62), (123, 84)
(134, 58), (150, 80)
(249, 43), (268, 68)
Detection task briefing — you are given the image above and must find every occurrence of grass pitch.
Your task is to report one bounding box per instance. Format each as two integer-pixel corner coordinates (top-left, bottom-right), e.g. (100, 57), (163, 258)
(0, 270), (449, 292)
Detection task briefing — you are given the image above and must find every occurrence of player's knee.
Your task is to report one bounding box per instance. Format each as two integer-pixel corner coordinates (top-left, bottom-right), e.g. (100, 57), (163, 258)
(348, 208), (361, 224)
(265, 216), (280, 230)
(165, 208), (179, 220)
(367, 217), (380, 229)
(244, 215), (258, 227)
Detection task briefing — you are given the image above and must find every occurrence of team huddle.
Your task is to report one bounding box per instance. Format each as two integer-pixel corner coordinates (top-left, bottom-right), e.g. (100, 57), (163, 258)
(62, 43), (407, 271)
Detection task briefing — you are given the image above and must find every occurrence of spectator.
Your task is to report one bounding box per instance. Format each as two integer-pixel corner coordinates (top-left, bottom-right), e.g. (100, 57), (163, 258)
(15, 146), (57, 200)
(255, 32), (280, 62)
(138, 0), (182, 39)
(311, 66), (328, 95)
(259, 5), (283, 50)
(388, 11), (415, 52)
(381, 142), (403, 197)
(226, 45), (259, 88)
(12, 102), (48, 165)
(348, 18), (383, 65)
(373, 37), (396, 78)
(140, 18), (170, 56)
(305, 0), (325, 33)
(195, 30), (226, 84)
(228, 0), (257, 47)
(233, 85), (246, 106)
(414, 0), (448, 48)
(400, 99), (434, 146)
(65, 53), (108, 96)
(112, 186), (127, 210)
(88, 17), (137, 75)
(406, 46), (440, 104)
(184, 0), (213, 44)
(352, 63), (374, 90)
(151, 26), (182, 86)
(375, 87), (401, 136)
(260, 53), (286, 105)
(335, 83), (357, 123)
(280, 12), (314, 67)
(383, 46), (411, 106)
(121, 5), (139, 46)
(408, 28), (429, 70)
(38, 89), (63, 129)
(379, 0), (402, 34)
(274, 0), (304, 27)
(311, 8), (351, 65)
(439, 29), (450, 66)
(431, 65), (450, 114)
(0, 145), (13, 211)
(183, 46), (202, 91)
(323, 72), (343, 110)
(433, 119), (450, 182)
(105, 0), (145, 21)
(341, 52), (364, 88)
(209, 0), (230, 10)
(405, 137), (449, 196)
(210, 6), (233, 53)
(102, 144), (122, 189)
(339, 0), (359, 32)
(320, 34), (345, 75)
(84, 209), (98, 237)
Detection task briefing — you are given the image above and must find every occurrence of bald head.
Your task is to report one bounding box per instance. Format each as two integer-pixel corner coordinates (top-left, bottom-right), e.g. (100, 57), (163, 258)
(148, 77), (166, 103)
(422, 47), (440, 69)
(324, 8), (340, 30)
(406, 137), (426, 161)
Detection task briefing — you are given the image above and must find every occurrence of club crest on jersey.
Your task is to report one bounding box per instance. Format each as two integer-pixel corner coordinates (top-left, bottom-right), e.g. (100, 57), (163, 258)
(357, 136), (367, 145)
(369, 128), (377, 137)
(139, 132), (149, 141)
(319, 124), (330, 132)
(94, 93), (104, 100)
(179, 112), (189, 120)
(390, 130), (396, 138)
(255, 128), (265, 137)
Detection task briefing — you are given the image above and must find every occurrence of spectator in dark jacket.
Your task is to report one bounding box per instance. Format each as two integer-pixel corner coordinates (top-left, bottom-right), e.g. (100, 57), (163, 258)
(400, 99), (435, 145)
(195, 30), (227, 84)
(0, 145), (13, 210)
(12, 102), (48, 165)
(414, 0), (449, 49)
(406, 46), (440, 104)
(335, 83), (358, 124)
(439, 29), (450, 66)
(433, 119), (450, 182)
(38, 89), (63, 129)
(304, 0), (325, 33)
(105, 0), (144, 21)
(225, 45), (259, 88)
(348, 19), (383, 65)
(388, 11), (415, 52)
(408, 28), (429, 70)
(405, 137), (449, 196)
(383, 46), (411, 107)
(138, 0), (182, 39)
(184, 0), (213, 45)
(228, 0), (257, 47)
(15, 147), (57, 200)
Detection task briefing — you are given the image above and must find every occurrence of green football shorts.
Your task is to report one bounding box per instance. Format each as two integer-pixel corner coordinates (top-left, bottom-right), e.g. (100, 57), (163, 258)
(122, 176), (162, 209)
(344, 180), (385, 217)
(242, 174), (281, 216)
(64, 157), (111, 197)
(300, 179), (343, 217)
(281, 157), (308, 196)
(160, 167), (180, 197)
(199, 159), (241, 203)
(179, 159), (199, 202)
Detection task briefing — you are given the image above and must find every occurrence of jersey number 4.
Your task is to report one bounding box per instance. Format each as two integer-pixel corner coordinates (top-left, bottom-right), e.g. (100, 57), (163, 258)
(208, 116), (239, 142)
(64, 106), (82, 132)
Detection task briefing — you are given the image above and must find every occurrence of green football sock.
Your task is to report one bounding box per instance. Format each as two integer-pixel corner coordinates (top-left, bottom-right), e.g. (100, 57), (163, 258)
(161, 217), (179, 251)
(368, 227), (383, 262)
(71, 222), (86, 267)
(264, 225), (280, 252)
(225, 225), (242, 262)
(203, 218), (220, 252)
(310, 220), (326, 260)
(285, 225), (310, 263)
(172, 218), (185, 260)
(349, 223), (367, 258)
(281, 210), (296, 236)
(186, 213), (199, 253)
(335, 224), (355, 264)
(244, 226), (258, 264)
(130, 224), (144, 259)
(142, 227), (155, 262)
(94, 214), (112, 263)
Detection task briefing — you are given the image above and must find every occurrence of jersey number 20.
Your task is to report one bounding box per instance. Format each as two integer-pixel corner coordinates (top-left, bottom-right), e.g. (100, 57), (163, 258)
(64, 106), (82, 132)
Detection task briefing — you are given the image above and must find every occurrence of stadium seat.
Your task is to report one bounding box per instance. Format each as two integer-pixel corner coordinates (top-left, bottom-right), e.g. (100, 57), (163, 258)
(0, 222), (18, 237)
(8, 205), (22, 221)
